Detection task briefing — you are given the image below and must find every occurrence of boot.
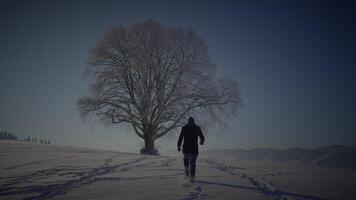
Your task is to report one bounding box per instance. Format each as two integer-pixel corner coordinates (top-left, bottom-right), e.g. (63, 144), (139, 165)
(185, 167), (189, 177)
(190, 176), (195, 183)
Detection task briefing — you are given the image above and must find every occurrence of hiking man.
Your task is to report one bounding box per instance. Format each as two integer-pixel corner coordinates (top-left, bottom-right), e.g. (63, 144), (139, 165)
(177, 117), (205, 182)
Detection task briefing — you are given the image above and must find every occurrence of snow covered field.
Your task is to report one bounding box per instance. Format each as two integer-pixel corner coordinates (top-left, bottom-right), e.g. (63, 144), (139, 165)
(1, 140), (355, 200)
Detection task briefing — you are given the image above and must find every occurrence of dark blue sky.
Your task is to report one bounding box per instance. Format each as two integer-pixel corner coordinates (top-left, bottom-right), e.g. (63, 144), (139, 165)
(0, 0), (355, 152)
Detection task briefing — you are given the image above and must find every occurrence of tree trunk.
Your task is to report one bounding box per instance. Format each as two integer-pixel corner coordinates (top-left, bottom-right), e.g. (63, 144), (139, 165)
(142, 133), (158, 155)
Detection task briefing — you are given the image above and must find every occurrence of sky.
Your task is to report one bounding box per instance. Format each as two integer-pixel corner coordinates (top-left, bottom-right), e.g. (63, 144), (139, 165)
(0, 0), (355, 153)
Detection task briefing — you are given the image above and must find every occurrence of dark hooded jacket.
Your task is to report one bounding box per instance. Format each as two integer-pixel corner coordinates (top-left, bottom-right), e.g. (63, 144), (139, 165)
(177, 123), (205, 154)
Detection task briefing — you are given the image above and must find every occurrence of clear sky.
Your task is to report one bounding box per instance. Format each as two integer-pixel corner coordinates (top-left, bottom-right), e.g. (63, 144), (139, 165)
(1, 0), (355, 153)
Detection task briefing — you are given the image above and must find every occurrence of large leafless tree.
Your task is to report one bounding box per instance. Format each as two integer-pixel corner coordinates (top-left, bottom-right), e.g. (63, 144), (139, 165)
(78, 20), (241, 154)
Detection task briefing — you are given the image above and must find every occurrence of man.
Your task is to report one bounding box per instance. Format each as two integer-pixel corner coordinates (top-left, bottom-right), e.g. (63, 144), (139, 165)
(177, 117), (205, 182)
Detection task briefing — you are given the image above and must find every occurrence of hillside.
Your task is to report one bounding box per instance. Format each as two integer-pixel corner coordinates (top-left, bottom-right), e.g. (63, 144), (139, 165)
(200, 145), (356, 169)
(1, 140), (356, 200)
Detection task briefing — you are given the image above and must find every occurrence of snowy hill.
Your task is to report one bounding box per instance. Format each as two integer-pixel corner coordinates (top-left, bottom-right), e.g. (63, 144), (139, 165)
(200, 145), (356, 169)
(1, 140), (356, 200)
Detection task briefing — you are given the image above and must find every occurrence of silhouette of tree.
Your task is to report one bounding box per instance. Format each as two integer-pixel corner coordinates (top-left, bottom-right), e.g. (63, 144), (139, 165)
(78, 20), (241, 154)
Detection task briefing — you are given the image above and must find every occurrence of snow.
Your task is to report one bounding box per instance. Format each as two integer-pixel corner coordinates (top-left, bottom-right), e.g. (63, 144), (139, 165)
(312, 154), (333, 165)
(1, 140), (356, 200)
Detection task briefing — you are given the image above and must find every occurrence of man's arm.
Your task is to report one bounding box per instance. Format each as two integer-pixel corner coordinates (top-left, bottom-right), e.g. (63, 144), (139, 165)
(198, 127), (205, 145)
(177, 127), (184, 151)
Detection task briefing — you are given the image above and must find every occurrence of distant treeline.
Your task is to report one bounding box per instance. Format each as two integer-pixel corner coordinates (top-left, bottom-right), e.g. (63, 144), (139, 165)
(0, 130), (18, 140)
(24, 136), (51, 144)
(0, 130), (51, 144)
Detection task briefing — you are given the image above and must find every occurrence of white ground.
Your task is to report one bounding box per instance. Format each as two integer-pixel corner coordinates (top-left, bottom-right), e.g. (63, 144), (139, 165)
(1, 140), (355, 200)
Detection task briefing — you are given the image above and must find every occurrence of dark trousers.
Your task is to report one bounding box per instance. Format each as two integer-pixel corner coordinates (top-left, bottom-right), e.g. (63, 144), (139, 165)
(183, 153), (198, 177)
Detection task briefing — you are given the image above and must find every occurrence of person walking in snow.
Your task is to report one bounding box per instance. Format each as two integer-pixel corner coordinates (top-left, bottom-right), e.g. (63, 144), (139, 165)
(177, 117), (205, 182)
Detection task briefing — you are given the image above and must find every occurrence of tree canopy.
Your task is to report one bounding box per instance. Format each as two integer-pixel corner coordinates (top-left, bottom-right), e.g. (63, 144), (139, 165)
(78, 20), (241, 154)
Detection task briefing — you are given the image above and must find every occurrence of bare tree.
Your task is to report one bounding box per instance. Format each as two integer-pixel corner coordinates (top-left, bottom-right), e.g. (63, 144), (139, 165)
(78, 20), (241, 154)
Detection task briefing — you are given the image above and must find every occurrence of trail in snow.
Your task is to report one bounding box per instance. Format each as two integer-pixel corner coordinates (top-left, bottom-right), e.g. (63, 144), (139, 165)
(0, 153), (151, 200)
(206, 160), (328, 200)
